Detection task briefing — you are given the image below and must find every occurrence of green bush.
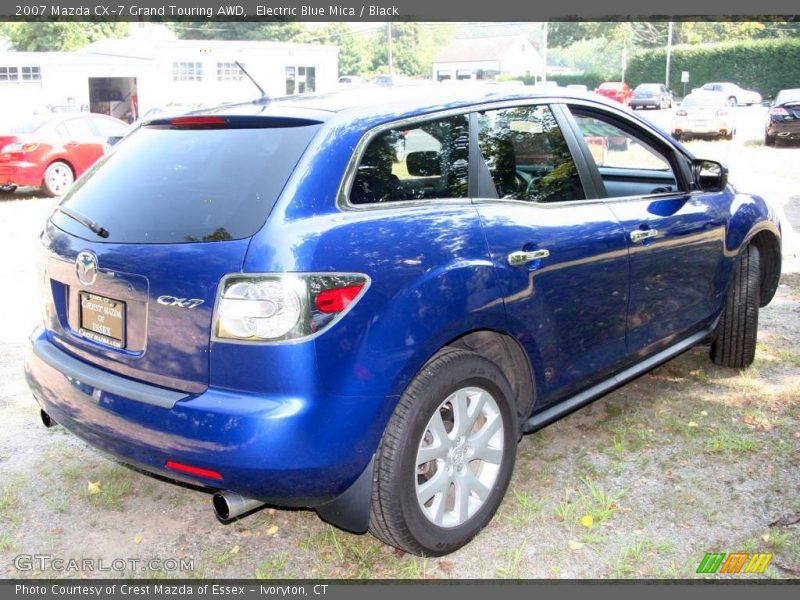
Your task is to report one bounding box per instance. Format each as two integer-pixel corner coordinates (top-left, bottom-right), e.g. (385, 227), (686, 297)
(626, 38), (800, 99)
(511, 73), (607, 90)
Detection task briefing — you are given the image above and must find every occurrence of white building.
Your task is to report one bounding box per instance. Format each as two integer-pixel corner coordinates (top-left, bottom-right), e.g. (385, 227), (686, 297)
(432, 35), (544, 83)
(0, 26), (338, 120)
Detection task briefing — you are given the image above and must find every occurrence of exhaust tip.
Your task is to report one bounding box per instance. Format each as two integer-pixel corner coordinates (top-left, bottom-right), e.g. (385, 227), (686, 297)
(212, 492), (232, 521)
(40, 409), (56, 428)
(212, 491), (265, 522)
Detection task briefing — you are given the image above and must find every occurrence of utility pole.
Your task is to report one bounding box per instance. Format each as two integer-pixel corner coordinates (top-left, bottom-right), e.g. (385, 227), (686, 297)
(665, 21), (673, 88)
(620, 38), (627, 84)
(541, 22), (548, 83)
(387, 22), (394, 76)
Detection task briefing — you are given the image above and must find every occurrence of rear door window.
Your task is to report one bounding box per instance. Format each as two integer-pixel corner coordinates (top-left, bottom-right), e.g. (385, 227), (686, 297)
(476, 104), (585, 203)
(51, 121), (321, 243)
(349, 115), (469, 204)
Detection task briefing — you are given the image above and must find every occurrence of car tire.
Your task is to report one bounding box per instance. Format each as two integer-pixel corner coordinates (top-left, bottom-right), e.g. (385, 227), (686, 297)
(710, 244), (760, 369)
(0, 184), (17, 194)
(764, 133), (776, 146)
(42, 161), (75, 197)
(369, 347), (518, 556)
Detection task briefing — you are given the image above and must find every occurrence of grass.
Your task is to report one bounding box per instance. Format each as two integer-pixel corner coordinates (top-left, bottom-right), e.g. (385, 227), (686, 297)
(0, 485), (20, 513)
(579, 476), (623, 525)
(0, 533), (14, 551)
(554, 491), (577, 523)
(501, 490), (544, 527)
(496, 539), (528, 578)
(255, 552), (292, 579)
(211, 544), (241, 567)
(706, 428), (758, 454)
(85, 465), (133, 511)
(44, 491), (70, 514)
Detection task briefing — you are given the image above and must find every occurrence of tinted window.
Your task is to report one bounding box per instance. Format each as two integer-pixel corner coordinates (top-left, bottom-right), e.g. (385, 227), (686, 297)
(477, 105), (584, 203)
(349, 115), (469, 205)
(51, 123), (320, 244)
(573, 114), (673, 172)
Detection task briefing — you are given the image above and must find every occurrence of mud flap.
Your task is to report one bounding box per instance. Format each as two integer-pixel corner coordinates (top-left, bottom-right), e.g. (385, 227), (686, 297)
(316, 456), (374, 533)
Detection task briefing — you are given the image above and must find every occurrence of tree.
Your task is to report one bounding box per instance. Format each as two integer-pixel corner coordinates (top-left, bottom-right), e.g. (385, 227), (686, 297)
(0, 22), (128, 51)
(370, 22), (454, 77)
(303, 23), (369, 76)
(168, 21), (307, 42)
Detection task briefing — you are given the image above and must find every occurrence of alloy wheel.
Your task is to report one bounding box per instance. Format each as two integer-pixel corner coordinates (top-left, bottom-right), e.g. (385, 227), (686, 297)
(414, 386), (504, 528)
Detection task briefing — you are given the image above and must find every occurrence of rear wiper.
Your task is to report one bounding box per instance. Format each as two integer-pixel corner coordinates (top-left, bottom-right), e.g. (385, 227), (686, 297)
(57, 206), (110, 239)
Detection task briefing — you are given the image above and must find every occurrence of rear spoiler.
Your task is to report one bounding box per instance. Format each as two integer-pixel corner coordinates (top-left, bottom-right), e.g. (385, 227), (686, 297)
(143, 115), (322, 129)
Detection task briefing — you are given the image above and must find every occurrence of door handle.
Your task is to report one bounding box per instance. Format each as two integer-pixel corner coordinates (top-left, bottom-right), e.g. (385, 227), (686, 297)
(630, 229), (658, 243)
(507, 249), (550, 267)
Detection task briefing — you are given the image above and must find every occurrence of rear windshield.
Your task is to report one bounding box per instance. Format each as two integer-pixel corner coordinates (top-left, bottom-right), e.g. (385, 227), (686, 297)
(682, 95), (725, 108)
(776, 90), (800, 105)
(636, 84), (660, 91)
(50, 122), (320, 244)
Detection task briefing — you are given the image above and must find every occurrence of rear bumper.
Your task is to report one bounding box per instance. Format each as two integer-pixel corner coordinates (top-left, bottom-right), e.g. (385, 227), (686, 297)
(24, 327), (386, 506)
(0, 161), (42, 187)
(673, 120), (733, 135)
(767, 123), (800, 139)
(631, 98), (659, 107)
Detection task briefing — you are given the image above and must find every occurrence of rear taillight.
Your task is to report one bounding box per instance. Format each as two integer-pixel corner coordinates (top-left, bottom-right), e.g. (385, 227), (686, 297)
(214, 273), (369, 342)
(715, 109), (728, 116)
(769, 107), (789, 117)
(1, 142), (39, 153)
(675, 109), (688, 116)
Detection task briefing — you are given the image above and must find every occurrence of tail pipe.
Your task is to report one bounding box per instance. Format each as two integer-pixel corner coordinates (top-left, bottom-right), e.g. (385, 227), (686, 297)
(40, 409), (57, 428)
(212, 491), (265, 521)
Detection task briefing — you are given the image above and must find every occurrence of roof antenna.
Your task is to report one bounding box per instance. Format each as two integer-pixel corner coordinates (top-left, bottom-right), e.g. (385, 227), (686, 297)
(235, 61), (270, 103)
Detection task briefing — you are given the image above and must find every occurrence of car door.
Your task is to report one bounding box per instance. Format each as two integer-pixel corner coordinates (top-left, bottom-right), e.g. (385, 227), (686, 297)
(57, 117), (105, 177)
(564, 104), (728, 359)
(472, 103), (630, 406)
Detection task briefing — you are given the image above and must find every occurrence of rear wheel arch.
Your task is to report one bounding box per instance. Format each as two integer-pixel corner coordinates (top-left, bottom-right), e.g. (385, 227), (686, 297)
(44, 157), (76, 179)
(443, 330), (537, 422)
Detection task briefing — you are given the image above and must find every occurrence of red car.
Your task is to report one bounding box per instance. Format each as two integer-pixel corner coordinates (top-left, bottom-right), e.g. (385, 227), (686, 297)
(0, 113), (127, 196)
(594, 81), (634, 105)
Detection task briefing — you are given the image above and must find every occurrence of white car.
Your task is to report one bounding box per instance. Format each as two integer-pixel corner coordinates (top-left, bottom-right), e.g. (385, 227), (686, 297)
(698, 82), (762, 106)
(672, 92), (737, 141)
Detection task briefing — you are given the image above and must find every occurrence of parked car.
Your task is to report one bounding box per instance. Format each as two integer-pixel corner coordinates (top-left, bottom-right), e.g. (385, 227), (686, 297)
(672, 92), (736, 140)
(0, 113), (127, 196)
(698, 82), (762, 106)
(764, 88), (800, 146)
(25, 87), (782, 557)
(630, 83), (674, 110)
(565, 84), (589, 93)
(594, 81), (633, 105)
(338, 75), (364, 85)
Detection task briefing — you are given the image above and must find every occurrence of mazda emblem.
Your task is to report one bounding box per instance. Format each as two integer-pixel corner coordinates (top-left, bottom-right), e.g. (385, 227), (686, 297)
(76, 251), (98, 286)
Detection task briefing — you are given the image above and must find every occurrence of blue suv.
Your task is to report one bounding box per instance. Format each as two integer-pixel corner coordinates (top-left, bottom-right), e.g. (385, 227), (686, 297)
(25, 87), (782, 556)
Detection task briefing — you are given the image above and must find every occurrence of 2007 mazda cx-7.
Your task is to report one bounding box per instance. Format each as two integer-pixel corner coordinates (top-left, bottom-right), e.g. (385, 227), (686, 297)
(25, 86), (781, 556)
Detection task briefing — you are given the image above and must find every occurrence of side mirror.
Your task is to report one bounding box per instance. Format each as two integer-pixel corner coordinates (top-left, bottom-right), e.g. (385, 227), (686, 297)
(692, 158), (728, 192)
(406, 151), (442, 177)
